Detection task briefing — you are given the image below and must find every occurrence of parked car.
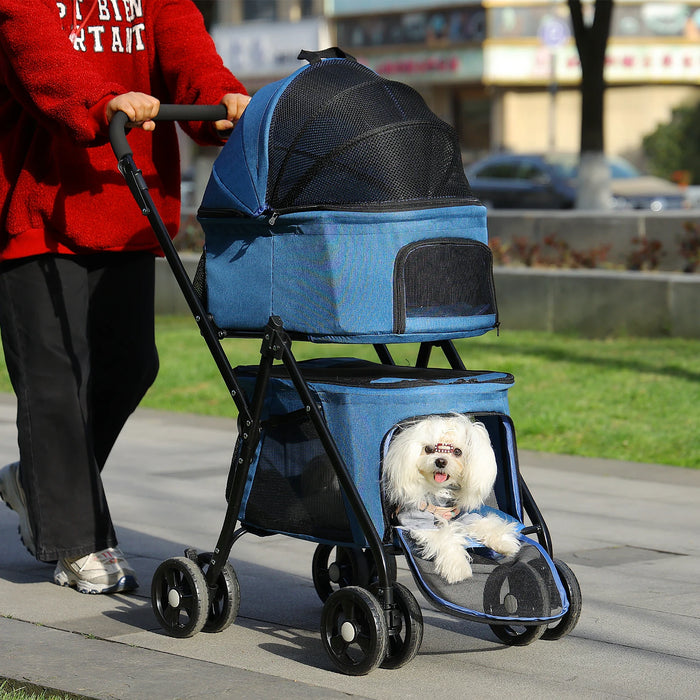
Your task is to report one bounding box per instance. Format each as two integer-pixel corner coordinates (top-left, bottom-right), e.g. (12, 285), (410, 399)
(464, 152), (687, 211)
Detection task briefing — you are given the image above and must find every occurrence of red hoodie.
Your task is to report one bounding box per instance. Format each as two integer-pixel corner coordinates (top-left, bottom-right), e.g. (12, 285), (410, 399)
(0, 0), (247, 260)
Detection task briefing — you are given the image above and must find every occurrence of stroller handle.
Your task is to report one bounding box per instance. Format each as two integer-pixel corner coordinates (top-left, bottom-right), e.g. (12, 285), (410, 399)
(109, 104), (228, 161)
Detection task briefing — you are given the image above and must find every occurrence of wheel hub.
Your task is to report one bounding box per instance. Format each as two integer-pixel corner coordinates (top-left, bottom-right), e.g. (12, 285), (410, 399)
(340, 620), (357, 643)
(328, 562), (341, 583)
(168, 588), (181, 608)
(503, 593), (518, 614)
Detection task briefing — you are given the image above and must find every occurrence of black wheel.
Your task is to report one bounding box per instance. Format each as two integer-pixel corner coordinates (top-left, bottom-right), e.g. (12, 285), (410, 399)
(485, 559), (549, 646)
(371, 582), (423, 669)
(321, 586), (388, 676)
(151, 557), (209, 638)
(542, 559), (582, 640)
(197, 553), (241, 634)
(489, 621), (547, 646)
(312, 544), (370, 602)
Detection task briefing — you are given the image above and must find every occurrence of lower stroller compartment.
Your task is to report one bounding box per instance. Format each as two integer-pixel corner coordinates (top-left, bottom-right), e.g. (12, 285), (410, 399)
(233, 358), (575, 637)
(233, 358), (515, 544)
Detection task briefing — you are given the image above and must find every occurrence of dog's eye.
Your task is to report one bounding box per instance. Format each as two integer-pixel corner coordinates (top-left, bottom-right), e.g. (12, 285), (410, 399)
(424, 445), (435, 454)
(453, 448), (463, 457)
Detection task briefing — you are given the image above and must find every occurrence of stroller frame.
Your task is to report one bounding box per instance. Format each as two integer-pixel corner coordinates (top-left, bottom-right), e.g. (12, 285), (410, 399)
(111, 105), (578, 676)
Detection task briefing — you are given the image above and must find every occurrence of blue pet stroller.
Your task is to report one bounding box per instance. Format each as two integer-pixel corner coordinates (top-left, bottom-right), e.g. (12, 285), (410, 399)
(111, 48), (581, 676)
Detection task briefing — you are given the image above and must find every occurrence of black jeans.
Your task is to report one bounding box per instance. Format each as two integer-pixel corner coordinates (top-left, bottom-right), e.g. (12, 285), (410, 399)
(0, 253), (159, 561)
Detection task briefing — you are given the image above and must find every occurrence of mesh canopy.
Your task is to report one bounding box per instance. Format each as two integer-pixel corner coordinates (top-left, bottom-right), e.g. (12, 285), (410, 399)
(266, 60), (472, 210)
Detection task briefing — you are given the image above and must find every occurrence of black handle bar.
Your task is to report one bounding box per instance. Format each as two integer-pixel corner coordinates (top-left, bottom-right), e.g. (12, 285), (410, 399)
(109, 104), (228, 161)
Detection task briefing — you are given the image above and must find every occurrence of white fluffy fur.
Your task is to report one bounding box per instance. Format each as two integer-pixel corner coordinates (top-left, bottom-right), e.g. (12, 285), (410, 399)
(383, 414), (521, 583)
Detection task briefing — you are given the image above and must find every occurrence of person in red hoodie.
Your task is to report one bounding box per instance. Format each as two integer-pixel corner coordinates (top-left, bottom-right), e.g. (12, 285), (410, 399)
(0, 0), (250, 594)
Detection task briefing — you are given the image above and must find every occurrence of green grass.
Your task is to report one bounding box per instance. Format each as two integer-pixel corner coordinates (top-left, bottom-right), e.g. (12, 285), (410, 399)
(0, 317), (697, 468)
(0, 679), (85, 700)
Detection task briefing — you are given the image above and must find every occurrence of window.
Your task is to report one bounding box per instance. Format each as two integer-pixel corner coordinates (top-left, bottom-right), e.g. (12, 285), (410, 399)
(244, 0), (276, 21)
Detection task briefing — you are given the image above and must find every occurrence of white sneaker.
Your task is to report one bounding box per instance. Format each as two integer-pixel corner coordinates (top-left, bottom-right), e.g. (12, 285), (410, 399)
(53, 547), (138, 594)
(0, 462), (35, 556)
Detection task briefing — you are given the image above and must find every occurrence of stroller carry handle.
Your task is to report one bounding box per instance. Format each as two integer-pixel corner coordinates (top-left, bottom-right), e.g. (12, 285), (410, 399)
(297, 47), (356, 64)
(109, 104), (228, 161)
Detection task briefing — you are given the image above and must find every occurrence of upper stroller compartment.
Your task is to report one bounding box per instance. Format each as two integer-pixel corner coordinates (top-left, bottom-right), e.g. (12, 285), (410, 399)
(201, 51), (473, 216)
(198, 50), (497, 342)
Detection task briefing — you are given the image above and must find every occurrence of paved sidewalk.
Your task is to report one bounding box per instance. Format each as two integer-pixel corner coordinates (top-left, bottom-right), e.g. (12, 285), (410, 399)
(0, 393), (698, 699)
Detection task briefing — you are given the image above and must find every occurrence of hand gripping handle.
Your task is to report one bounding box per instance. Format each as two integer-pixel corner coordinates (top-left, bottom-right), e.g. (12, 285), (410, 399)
(109, 104), (228, 161)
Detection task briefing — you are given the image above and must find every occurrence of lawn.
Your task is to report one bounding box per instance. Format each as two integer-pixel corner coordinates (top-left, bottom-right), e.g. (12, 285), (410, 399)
(0, 317), (696, 468)
(144, 318), (698, 469)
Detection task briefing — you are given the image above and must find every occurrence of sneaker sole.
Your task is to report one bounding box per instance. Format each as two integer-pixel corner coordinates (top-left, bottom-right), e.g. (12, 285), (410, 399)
(53, 566), (139, 595)
(0, 463), (36, 556)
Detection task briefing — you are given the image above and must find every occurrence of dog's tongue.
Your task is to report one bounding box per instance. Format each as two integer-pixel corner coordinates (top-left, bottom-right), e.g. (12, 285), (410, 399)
(434, 472), (449, 483)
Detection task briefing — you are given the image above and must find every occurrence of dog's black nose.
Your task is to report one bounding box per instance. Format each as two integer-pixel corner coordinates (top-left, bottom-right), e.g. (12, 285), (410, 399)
(435, 457), (447, 469)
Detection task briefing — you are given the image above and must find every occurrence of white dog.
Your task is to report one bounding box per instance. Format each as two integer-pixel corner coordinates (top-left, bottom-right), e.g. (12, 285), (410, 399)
(382, 414), (521, 584)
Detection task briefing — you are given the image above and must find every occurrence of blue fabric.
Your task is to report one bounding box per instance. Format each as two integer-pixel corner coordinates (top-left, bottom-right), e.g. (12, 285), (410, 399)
(201, 205), (493, 341)
(236, 361), (514, 541)
(200, 67), (305, 215)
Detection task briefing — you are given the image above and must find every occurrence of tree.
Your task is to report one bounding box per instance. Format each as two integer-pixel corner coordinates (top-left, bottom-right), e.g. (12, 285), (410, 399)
(568, 0), (613, 209)
(643, 101), (700, 184)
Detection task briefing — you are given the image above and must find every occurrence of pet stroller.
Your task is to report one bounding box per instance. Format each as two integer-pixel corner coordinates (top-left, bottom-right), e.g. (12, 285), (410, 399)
(111, 48), (581, 676)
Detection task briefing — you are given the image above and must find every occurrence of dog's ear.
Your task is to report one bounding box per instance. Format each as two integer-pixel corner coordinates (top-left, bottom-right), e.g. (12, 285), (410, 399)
(382, 425), (425, 506)
(458, 419), (498, 511)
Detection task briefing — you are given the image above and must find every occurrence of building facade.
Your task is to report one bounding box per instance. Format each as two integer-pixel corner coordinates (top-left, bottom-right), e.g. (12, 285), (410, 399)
(197, 1), (700, 169)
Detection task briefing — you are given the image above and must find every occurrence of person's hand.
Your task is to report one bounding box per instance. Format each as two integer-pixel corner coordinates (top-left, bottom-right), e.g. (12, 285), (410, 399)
(214, 92), (251, 133)
(106, 92), (161, 131)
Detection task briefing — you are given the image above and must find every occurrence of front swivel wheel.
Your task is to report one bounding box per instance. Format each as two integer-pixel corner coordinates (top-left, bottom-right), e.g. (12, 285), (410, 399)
(151, 556), (209, 638)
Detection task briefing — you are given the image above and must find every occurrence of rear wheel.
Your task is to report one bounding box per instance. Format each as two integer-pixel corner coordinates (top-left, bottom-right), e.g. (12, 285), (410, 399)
(489, 622), (547, 646)
(312, 544), (370, 602)
(542, 559), (582, 640)
(484, 559), (550, 647)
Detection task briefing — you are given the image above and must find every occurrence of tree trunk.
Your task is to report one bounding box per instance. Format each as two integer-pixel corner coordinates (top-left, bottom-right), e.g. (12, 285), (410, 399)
(568, 0), (613, 209)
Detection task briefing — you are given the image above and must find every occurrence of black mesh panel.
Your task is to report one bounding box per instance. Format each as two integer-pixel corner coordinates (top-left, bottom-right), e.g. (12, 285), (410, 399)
(242, 411), (354, 542)
(267, 61), (474, 210)
(394, 239), (496, 332)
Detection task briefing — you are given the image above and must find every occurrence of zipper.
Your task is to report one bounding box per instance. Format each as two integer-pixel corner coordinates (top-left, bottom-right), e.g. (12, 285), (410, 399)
(197, 196), (482, 223)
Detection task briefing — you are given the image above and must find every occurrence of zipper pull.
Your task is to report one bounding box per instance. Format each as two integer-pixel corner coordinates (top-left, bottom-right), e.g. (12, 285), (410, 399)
(268, 211), (279, 225)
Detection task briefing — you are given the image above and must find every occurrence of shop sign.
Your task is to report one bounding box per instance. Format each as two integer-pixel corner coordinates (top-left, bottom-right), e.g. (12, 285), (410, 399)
(361, 48), (483, 83)
(485, 42), (700, 84)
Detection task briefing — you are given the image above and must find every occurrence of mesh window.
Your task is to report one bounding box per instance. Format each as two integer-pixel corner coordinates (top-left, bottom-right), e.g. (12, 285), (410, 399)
(241, 410), (354, 542)
(393, 238), (496, 332)
(267, 60), (474, 210)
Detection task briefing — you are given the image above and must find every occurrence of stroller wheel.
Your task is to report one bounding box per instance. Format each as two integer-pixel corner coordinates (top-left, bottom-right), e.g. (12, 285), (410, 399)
(484, 558), (550, 646)
(321, 586), (388, 676)
(489, 622), (547, 646)
(371, 582), (423, 669)
(197, 552), (241, 634)
(541, 559), (582, 640)
(151, 557), (209, 638)
(312, 544), (370, 602)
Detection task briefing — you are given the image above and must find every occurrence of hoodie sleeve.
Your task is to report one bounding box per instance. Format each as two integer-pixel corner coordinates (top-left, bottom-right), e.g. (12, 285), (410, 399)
(151, 0), (247, 144)
(0, 0), (127, 144)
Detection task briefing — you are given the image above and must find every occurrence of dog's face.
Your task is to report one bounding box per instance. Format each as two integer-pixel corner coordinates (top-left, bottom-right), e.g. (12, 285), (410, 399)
(415, 427), (467, 494)
(383, 414), (497, 511)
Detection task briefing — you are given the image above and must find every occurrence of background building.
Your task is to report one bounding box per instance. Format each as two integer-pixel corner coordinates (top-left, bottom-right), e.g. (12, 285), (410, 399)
(192, 1), (700, 170)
